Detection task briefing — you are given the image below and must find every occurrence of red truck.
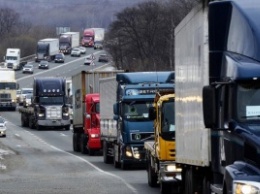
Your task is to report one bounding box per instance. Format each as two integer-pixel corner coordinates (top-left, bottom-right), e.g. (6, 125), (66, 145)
(72, 70), (123, 156)
(81, 28), (94, 47)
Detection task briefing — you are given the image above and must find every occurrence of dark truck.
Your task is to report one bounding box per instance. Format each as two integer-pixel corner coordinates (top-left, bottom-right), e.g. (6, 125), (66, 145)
(19, 77), (71, 130)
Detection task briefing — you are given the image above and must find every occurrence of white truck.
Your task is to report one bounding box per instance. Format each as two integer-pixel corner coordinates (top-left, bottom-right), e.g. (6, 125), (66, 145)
(4, 48), (27, 70)
(93, 28), (105, 42)
(59, 32), (80, 54)
(0, 68), (17, 110)
(35, 38), (59, 62)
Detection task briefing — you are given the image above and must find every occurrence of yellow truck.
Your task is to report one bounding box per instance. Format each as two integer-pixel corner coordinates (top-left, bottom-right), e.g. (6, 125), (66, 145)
(144, 91), (181, 194)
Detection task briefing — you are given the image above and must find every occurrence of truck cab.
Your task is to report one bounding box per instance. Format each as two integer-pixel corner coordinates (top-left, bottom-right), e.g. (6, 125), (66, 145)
(4, 48), (21, 70)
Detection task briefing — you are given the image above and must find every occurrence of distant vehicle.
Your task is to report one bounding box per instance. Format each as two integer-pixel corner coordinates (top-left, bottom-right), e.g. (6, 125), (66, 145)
(98, 54), (110, 62)
(35, 38), (59, 62)
(54, 53), (65, 63)
(71, 48), (81, 57)
(22, 64), (34, 74)
(78, 46), (87, 54)
(16, 89), (21, 103)
(4, 48), (27, 70)
(59, 32), (80, 54)
(38, 60), (49, 69)
(0, 116), (7, 137)
(84, 56), (94, 65)
(81, 28), (95, 47)
(18, 88), (33, 106)
(94, 41), (103, 50)
(23, 93), (33, 107)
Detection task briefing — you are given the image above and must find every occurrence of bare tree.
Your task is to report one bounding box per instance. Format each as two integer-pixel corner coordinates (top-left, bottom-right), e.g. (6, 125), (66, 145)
(0, 7), (19, 39)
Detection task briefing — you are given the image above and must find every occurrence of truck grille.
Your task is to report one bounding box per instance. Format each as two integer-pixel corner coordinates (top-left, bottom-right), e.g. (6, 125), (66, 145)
(131, 132), (154, 141)
(46, 106), (62, 119)
(7, 63), (13, 68)
(0, 93), (11, 102)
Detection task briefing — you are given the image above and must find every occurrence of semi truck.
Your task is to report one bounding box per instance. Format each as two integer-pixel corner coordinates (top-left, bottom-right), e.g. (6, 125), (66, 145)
(144, 91), (181, 194)
(81, 28), (95, 47)
(35, 38), (59, 62)
(0, 68), (17, 111)
(175, 0), (260, 193)
(4, 48), (27, 70)
(18, 77), (70, 130)
(100, 72), (175, 170)
(72, 70), (123, 155)
(59, 32), (80, 54)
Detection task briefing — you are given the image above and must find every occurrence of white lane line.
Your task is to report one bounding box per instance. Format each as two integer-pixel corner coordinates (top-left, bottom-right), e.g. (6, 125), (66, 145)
(59, 133), (66, 136)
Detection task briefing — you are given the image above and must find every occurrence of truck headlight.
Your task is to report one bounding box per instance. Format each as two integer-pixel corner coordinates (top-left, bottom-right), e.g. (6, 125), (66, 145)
(125, 146), (132, 157)
(90, 134), (99, 138)
(233, 181), (260, 194)
(165, 164), (182, 172)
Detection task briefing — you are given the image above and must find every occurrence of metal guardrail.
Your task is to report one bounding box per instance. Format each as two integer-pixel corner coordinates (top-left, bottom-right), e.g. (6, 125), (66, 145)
(0, 54), (36, 67)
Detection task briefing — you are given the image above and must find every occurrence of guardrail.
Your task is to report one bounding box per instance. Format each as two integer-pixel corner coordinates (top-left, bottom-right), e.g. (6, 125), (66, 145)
(0, 54), (36, 67)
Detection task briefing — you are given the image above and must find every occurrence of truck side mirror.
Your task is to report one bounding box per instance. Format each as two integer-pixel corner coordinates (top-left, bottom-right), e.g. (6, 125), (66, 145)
(148, 107), (156, 120)
(113, 103), (118, 115)
(203, 85), (216, 128)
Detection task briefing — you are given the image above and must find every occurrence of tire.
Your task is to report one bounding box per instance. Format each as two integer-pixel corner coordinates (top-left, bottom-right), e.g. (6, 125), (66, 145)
(64, 125), (70, 131)
(202, 176), (211, 194)
(73, 133), (81, 152)
(80, 134), (88, 154)
(103, 141), (112, 164)
(147, 157), (158, 187)
(160, 182), (172, 194)
(28, 115), (35, 129)
(21, 114), (26, 127)
(184, 168), (194, 194)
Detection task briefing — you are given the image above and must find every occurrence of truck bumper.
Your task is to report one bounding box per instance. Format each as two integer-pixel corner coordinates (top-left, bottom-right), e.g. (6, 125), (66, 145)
(88, 137), (102, 149)
(0, 102), (16, 108)
(160, 161), (182, 184)
(38, 119), (70, 127)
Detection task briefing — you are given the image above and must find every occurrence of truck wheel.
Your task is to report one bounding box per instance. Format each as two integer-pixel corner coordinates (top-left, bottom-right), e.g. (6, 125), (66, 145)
(202, 176), (211, 194)
(65, 125), (70, 131)
(184, 168), (194, 194)
(21, 114), (26, 127)
(73, 133), (81, 152)
(148, 158), (158, 187)
(80, 134), (88, 154)
(29, 116), (34, 129)
(160, 182), (172, 194)
(103, 141), (112, 164)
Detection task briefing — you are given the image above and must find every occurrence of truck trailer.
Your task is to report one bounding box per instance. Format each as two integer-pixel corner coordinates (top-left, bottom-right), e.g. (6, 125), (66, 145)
(35, 38), (59, 62)
(0, 68), (17, 111)
(59, 32), (80, 54)
(18, 77), (70, 130)
(100, 72), (175, 170)
(72, 70), (123, 155)
(175, 0), (260, 193)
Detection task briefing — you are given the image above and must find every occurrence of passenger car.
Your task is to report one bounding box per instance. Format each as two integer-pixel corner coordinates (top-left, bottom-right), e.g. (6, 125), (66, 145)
(38, 60), (49, 69)
(71, 48), (81, 57)
(0, 116), (7, 137)
(22, 64), (34, 74)
(54, 53), (65, 63)
(78, 46), (87, 54)
(84, 56), (94, 65)
(98, 54), (110, 62)
(94, 41), (103, 50)
(18, 88), (33, 106)
(23, 93), (33, 107)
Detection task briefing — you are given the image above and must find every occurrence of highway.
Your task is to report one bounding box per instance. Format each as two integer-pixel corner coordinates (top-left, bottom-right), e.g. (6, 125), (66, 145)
(0, 48), (161, 194)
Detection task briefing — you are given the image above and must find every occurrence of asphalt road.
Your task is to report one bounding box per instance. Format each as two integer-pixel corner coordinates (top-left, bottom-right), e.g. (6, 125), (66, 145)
(0, 48), (160, 194)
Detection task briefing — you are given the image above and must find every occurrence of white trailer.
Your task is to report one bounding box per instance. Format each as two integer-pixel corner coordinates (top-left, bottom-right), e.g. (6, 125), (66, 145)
(93, 28), (105, 42)
(99, 76), (117, 159)
(35, 38), (59, 62)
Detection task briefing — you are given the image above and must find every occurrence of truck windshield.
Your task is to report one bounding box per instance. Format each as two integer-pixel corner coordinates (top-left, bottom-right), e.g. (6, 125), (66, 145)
(161, 101), (175, 133)
(6, 56), (17, 60)
(0, 83), (16, 89)
(95, 102), (100, 113)
(237, 81), (260, 121)
(39, 96), (64, 105)
(123, 101), (153, 121)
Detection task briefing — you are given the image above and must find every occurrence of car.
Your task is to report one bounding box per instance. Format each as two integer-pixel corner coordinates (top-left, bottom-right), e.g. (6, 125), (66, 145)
(38, 60), (49, 69)
(16, 89), (21, 103)
(23, 93), (33, 107)
(78, 46), (87, 54)
(94, 41), (103, 50)
(98, 54), (111, 62)
(84, 56), (95, 65)
(0, 116), (7, 137)
(54, 53), (65, 63)
(22, 64), (34, 74)
(71, 48), (81, 57)
(18, 88), (33, 106)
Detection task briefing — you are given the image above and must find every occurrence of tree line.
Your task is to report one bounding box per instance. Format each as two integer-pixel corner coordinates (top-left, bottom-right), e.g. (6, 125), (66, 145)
(0, 0), (199, 71)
